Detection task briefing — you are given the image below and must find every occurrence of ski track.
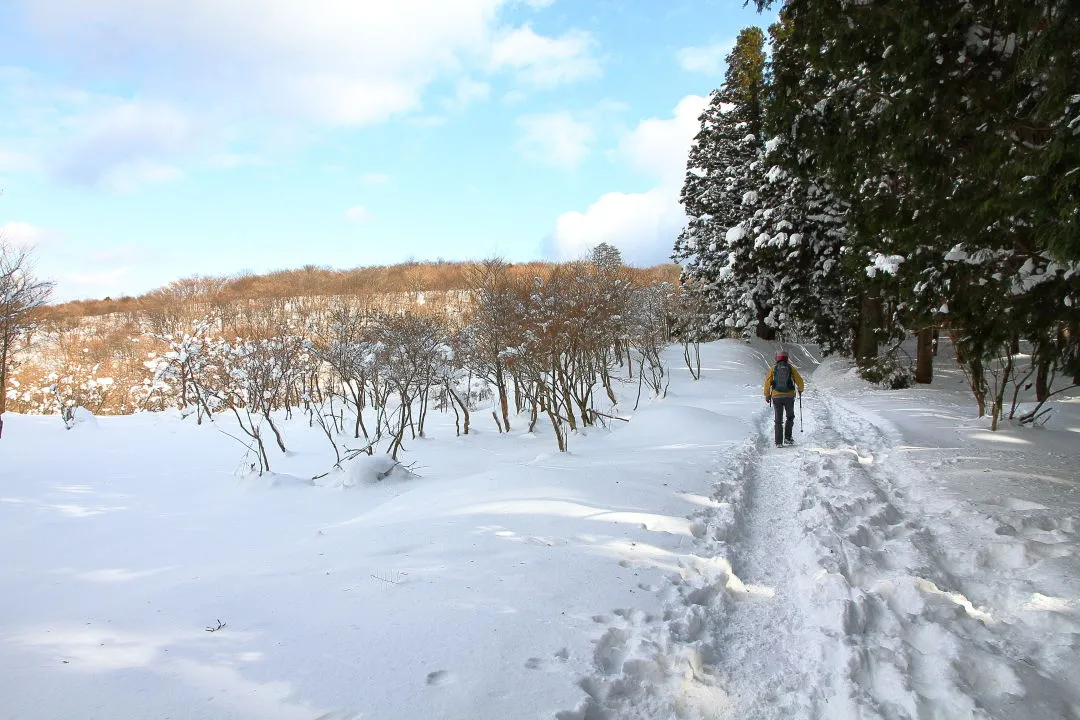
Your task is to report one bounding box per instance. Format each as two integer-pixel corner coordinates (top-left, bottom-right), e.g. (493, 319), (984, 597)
(558, 392), (1080, 720)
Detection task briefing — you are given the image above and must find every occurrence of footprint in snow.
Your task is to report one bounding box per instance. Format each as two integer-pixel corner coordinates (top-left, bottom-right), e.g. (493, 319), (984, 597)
(528, 536), (567, 547)
(426, 670), (454, 686)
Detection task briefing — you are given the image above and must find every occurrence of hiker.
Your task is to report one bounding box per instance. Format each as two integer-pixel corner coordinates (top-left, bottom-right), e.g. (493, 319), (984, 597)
(764, 351), (804, 447)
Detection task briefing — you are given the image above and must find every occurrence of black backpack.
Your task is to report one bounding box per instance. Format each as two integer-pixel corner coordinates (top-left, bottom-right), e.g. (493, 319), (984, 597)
(773, 361), (795, 392)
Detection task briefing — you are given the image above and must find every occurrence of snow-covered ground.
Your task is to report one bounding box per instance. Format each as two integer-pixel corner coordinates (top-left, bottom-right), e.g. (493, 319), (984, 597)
(2, 341), (1078, 720)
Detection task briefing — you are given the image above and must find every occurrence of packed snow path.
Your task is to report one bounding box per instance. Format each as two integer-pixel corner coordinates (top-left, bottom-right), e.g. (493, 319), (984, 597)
(559, 391), (1080, 720)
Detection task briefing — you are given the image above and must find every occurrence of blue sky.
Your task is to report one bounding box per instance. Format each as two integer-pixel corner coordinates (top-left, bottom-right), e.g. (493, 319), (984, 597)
(0, 0), (773, 301)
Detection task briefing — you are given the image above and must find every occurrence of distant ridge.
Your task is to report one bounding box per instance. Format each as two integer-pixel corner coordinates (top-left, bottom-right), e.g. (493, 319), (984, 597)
(48, 259), (681, 320)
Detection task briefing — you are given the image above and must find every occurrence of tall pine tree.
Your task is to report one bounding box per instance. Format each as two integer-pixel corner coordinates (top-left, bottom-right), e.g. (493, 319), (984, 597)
(752, 0), (1080, 406)
(674, 27), (772, 338)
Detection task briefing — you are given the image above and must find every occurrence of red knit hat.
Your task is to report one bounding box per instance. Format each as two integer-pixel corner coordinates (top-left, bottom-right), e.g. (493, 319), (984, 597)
(776, 351), (788, 361)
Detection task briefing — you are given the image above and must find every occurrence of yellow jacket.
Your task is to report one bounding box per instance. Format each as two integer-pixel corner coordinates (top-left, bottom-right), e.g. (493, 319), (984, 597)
(764, 363), (804, 399)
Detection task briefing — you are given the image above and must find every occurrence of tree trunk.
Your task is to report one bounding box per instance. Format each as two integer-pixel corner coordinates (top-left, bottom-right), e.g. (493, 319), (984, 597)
(968, 357), (987, 417)
(547, 407), (566, 452)
(855, 295), (881, 362)
(449, 394), (461, 436)
(352, 382), (369, 439)
(915, 327), (935, 384)
(448, 386), (470, 435)
(263, 411), (288, 452)
(0, 355), (8, 417)
(495, 364), (511, 431)
(1035, 357), (1051, 402)
(990, 352), (1014, 431)
(180, 365), (189, 408)
(601, 365), (617, 404)
(555, 364), (578, 432)
(754, 305), (775, 340)
(255, 431), (270, 473)
(528, 401), (539, 433)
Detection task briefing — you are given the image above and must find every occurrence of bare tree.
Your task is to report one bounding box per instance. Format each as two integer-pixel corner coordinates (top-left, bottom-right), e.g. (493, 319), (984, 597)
(628, 283), (674, 409)
(146, 320), (222, 421)
(671, 281), (707, 381)
(313, 298), (376, 439)
(370, 310), (448, 459)
(0, 241), (54, 438)
(464, 259), (520, 432)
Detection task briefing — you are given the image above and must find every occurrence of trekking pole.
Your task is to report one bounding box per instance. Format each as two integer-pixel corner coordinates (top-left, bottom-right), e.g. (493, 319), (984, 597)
(799, 393), (803, 433)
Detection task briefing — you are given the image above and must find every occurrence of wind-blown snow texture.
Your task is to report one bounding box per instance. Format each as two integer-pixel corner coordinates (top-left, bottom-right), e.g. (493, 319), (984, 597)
(1, 341), (1077, 720)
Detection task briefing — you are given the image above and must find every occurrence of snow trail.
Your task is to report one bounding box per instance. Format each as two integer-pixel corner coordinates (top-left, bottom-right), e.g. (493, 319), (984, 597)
(705, 417), (856, 719)
(560, 389), (1080, 720)
(802, 397), (985, 719)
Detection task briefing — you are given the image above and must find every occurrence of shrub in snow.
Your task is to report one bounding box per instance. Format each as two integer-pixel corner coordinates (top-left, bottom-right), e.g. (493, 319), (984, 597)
(857, 351), (914, 390)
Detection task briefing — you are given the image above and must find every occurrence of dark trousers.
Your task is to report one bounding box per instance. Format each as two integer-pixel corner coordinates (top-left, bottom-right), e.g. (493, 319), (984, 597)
(773, 396), (796, 444)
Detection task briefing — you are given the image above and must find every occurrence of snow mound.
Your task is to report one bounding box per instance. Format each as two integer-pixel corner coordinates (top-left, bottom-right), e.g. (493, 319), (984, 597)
(322, 454), (413, 488)
(69, 407), (99, 429)
(610, 404), (748, 450)
(805, 355), (862, 391)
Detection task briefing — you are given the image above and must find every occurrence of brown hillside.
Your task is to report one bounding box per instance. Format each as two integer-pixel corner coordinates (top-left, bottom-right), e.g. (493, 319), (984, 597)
(46, 260), (682, 320)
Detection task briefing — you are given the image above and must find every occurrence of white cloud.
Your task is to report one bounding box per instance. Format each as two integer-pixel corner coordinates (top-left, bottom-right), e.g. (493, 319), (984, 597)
(551, 189), (686, 265)
(0, 69), (201, 190)
(278, 74), (422, 126)
(344, 206), (371, 222)
(53, 100), (193, 189)
(517, 111), (595, 169)
(618, 95), (707, 183)
(677, 40), (735, 75)
(447, 78), (492, 111)
(501, 89), (529, 105)
(0, 148), (39, 174)
(10, 1), (602, 194)
(101, 161), (185, 194)
(0, 221), (49, 250)
(548, 95), (708, 264)
(361, 173), (391, 185)
(491, 25), (601, 87)
(23, 0), (563, 127)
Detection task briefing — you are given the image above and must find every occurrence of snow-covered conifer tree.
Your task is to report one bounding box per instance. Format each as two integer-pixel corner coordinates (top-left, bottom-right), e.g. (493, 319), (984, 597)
(674, 26), (769, 338)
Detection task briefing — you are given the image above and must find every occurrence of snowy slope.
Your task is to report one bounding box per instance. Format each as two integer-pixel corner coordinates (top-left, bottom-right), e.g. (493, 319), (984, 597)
(1, 341), (1077, 720)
